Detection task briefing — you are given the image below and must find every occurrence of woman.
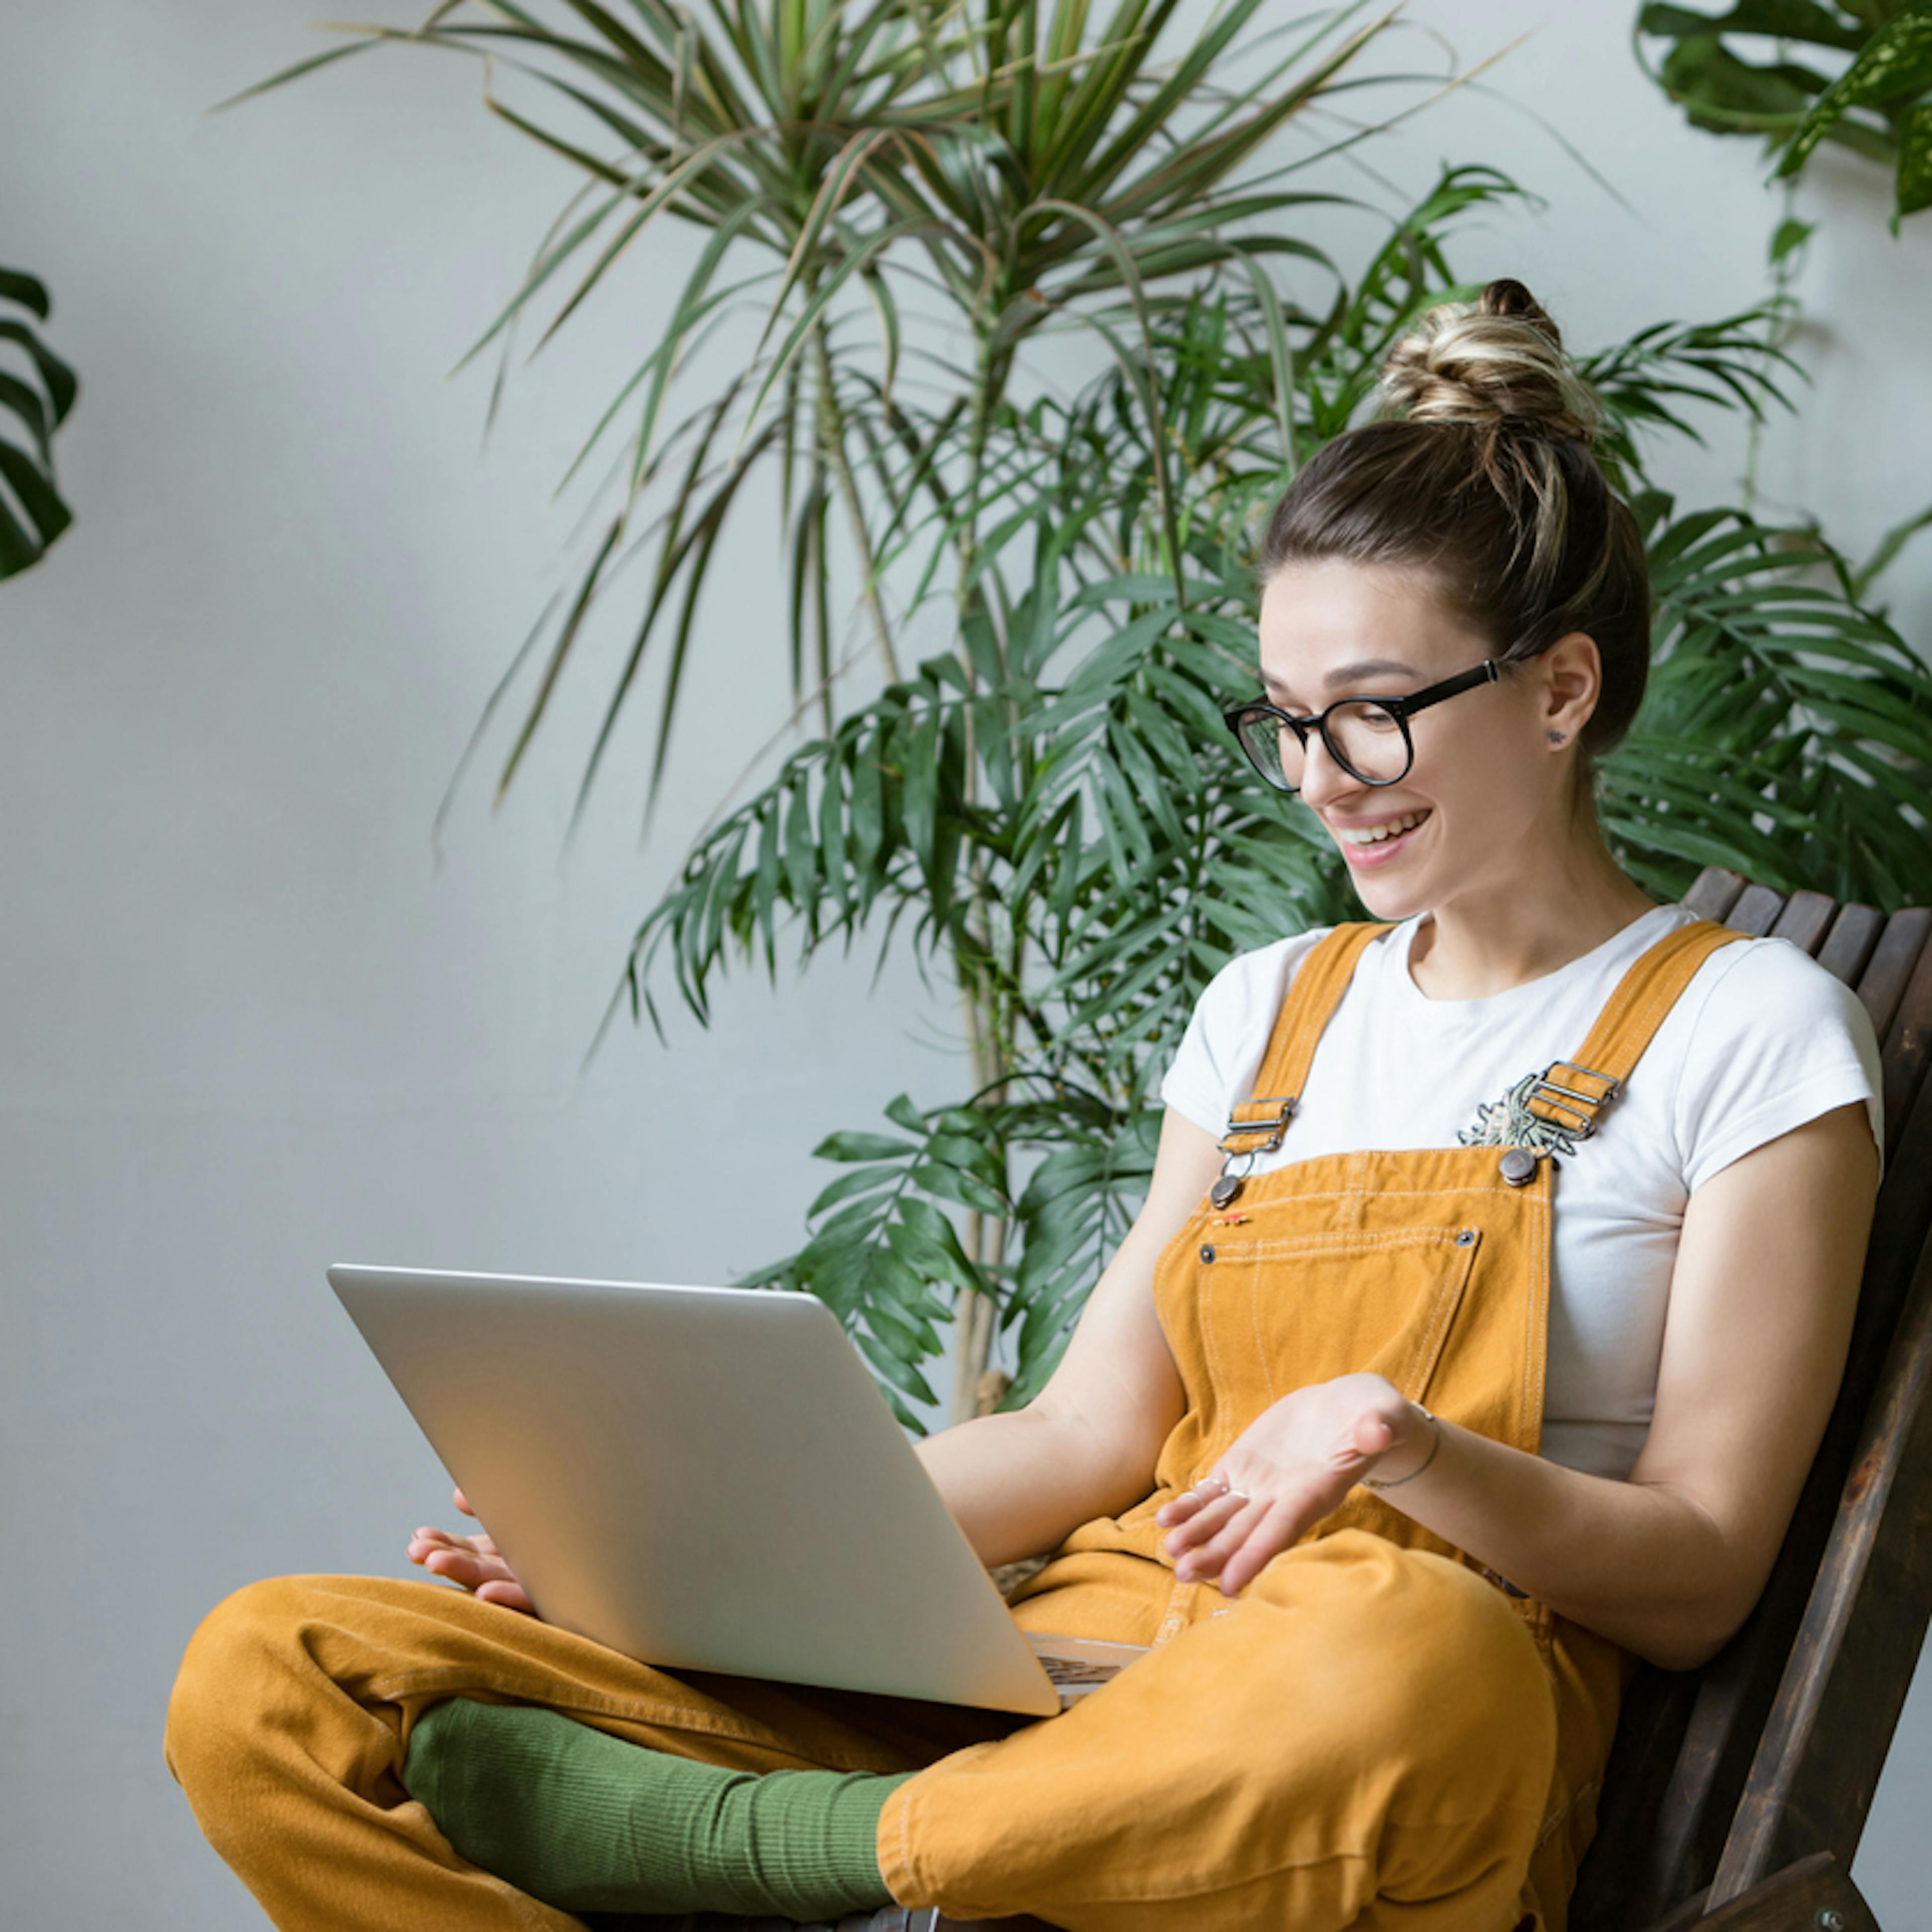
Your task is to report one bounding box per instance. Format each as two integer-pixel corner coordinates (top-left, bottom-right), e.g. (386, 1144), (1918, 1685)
(166, 281), (1884, 1932)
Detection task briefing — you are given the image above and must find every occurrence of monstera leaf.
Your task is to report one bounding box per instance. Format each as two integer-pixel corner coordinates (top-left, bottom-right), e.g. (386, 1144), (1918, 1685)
(0, 267), (78, 578)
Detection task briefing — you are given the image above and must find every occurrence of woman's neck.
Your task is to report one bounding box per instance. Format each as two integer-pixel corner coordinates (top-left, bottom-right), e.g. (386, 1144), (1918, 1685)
(1404, 826), (1660, 1003)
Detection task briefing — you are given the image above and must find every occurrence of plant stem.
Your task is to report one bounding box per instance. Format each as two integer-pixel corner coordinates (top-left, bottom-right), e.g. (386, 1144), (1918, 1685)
(947, 322), (1018, 1423)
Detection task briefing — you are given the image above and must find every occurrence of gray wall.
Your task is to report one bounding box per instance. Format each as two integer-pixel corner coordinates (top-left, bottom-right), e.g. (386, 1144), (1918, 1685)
(4, 4), (1929, 1925)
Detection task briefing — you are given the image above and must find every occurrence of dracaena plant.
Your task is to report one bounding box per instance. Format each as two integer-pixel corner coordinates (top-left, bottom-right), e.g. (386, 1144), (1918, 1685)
(616, 164), (1932, 1430)
(241, 0), (1456, 1419)
(236, 0), (1416, 811)
(0, 267), (78, 578)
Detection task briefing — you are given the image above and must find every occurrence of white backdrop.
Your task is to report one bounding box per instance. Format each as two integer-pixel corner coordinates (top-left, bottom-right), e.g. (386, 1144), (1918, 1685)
(4, 3), (1930, 1924)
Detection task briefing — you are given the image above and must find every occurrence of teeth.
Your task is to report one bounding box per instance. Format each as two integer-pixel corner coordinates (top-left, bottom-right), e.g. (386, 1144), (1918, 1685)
(1338, 810), (1429, 847)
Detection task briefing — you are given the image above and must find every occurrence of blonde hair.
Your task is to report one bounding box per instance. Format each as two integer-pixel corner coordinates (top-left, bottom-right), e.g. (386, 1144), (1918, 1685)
(1380, 280), (1602, 443)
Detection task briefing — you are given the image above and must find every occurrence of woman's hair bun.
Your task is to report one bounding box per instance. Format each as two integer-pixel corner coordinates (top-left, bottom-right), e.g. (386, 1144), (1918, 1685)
(1378, 278), (1602, 446)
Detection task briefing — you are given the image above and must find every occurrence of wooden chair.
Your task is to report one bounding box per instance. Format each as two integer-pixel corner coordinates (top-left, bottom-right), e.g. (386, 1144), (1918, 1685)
(641, 867), (1932, 1932)
(1568, 866), (1932, 1932)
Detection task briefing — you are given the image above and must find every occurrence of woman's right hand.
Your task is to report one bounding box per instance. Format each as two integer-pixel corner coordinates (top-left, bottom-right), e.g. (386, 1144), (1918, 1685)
(406, 1488), (536, 1615)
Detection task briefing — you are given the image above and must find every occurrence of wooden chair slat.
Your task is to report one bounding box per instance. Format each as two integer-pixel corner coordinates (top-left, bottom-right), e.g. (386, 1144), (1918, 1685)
(1879, 939), (1932, 1166)
(1816, 904), (1885, 990)
(1769, 890), (1837, 957)
(1575, 1668), (1711, 1929)
(1643, 1882), (1715, 1932)
(1853, 907), (1932, 1041)
(1727, 883), (1788, 937)
(1685, 868), (1748, 921)
(1693, 1852), (1877, 1932)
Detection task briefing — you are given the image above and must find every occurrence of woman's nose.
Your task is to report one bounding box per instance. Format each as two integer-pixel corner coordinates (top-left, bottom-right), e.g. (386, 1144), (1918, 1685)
(1296, 731), (1363, 811)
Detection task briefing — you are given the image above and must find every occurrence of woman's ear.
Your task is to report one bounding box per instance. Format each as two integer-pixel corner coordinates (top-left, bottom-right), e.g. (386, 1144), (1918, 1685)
(1539, 632), (1601, 748)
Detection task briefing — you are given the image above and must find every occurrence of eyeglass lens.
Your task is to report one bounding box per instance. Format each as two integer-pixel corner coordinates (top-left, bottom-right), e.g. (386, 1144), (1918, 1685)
(1236, 700), (1409, 791)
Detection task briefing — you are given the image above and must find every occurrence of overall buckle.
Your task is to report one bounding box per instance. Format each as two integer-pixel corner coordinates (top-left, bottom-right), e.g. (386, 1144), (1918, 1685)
(1219, 1096), (1297, 1155)
(1524, 1061), (1622, 1141)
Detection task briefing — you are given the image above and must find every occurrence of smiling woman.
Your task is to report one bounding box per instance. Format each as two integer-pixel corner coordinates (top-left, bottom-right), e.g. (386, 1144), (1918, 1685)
(1242, 552), (1654, 951)
(1242, 279), (1655, 954)
(164, 282), (1886, 1932)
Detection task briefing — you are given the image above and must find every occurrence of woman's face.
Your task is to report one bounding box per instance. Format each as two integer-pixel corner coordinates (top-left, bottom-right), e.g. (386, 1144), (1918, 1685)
(1254, 560), (1588, 923)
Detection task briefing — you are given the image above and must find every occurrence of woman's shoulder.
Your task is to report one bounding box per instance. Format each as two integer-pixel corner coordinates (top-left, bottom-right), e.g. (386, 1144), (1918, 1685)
(1184, 917), (1415, 1029)
(1159, 923), (1361, 1131)
(1677, 923), (1880, 1040)
(1194, 922), (1339, 1007)
(1665, 925), (1885, 1188)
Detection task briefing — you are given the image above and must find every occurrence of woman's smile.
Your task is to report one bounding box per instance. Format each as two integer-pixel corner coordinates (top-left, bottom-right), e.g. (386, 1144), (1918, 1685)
(1330, 806), (1432, 867)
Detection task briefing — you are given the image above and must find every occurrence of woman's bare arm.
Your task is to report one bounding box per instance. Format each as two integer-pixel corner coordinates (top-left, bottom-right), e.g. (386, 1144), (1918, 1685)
(914, 1109), (1222, 1569)
(1161, 1101), (1881, 1669)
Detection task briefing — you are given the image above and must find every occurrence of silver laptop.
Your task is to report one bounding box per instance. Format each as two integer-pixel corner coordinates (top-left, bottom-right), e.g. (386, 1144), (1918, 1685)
(329, 1265), (1149, 1717)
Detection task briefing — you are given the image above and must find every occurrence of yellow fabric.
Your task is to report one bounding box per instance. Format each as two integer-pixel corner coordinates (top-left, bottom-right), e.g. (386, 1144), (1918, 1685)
(166, 1569), (1018, 1932)
(166, 916), (1745, 1932)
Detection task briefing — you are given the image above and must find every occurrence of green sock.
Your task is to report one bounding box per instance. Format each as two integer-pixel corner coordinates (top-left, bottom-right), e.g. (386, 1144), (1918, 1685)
(401, 1698), (917, 1918)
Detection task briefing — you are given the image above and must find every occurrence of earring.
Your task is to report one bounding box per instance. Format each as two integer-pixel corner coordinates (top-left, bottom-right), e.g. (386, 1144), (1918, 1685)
(1548, 730), (1566, 745)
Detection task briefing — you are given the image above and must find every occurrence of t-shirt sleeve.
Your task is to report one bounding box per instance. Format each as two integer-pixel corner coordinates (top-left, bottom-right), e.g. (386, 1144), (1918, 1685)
(1670, 937), (1885, 1194)
(1158, 927), (1334, 1137)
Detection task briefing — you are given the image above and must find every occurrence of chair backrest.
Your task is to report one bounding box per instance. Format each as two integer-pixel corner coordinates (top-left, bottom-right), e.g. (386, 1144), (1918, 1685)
(1571, 869), (1932, 1930)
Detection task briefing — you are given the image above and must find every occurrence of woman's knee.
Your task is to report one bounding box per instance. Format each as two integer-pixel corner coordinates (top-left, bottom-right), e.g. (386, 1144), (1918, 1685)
(165, 1574), (343, 1804)
(1339, 1547), (1557, 1819)
(1241, 1536), (1558, 1805)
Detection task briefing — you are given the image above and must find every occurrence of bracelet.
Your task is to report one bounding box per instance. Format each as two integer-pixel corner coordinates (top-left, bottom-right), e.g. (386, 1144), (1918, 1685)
(1360, 1402), (1441, 1490)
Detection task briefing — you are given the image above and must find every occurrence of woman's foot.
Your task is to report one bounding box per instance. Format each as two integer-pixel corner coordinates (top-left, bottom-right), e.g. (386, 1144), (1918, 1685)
(402, 1699), (918, 1920)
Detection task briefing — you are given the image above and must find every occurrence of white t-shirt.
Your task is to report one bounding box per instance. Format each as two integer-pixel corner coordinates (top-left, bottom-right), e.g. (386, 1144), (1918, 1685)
(1157, 902), (1884, 1481)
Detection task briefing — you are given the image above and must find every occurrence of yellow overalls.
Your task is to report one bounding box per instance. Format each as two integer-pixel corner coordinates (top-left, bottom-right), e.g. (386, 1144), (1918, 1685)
(166, 917), (1743, 1932)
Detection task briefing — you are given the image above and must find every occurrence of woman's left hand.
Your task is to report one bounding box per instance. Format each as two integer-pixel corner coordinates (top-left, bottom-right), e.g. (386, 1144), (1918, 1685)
(1154, 1373), (1428, 1596)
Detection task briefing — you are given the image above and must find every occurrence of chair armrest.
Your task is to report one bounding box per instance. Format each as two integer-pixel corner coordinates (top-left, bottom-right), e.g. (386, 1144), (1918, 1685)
(1645, 1851), (1879, 1932)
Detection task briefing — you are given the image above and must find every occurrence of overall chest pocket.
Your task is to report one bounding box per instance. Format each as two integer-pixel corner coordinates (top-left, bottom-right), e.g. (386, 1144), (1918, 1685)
(1197, 1225), (1484, 1419)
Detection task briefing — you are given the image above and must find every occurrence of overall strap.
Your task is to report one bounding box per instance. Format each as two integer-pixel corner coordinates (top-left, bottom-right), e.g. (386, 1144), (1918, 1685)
(1522, 918), (1748, 1143)
(1220, 922), (1393, 1159)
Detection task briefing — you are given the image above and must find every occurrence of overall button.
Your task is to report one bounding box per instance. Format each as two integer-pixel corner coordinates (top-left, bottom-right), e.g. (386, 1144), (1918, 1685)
(1455, 1228), (1477, 1247)
(1499, 1146), (1538, 1186)
(1199, 1245), (1217, 1264)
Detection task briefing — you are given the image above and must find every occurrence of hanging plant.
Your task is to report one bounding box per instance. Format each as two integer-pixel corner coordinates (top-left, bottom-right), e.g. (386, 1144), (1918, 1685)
(1636, 1), (1932, 231)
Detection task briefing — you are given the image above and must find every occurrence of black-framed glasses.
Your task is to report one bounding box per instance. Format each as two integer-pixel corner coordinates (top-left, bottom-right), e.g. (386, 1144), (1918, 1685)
(1222, 659), (1502, 794)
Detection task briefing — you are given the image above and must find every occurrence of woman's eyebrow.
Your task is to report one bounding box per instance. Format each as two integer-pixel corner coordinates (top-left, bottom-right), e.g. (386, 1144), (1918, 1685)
(1261, 658), (1418, 704)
